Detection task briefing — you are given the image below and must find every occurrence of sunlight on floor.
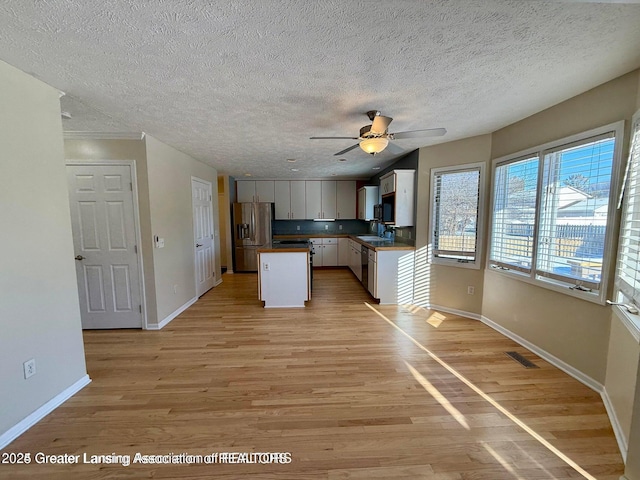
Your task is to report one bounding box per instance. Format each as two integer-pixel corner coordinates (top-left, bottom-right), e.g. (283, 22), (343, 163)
(426, 311), (446, 328)
(405, 360), (470, 430)
(482, 441), (525, 480)
(365, 301), (598, 480)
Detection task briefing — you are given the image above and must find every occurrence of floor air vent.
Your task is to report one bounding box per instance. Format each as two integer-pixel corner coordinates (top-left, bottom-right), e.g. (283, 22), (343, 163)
(505, 351), (539, 369)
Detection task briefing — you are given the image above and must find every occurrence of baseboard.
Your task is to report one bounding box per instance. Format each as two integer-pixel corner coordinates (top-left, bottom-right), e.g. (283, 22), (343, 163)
(214, 278), (223, 287)
(601, 387), (629, 462)
(0, 374), (91, 450)
(147, 296), (197, 330)
(427, 303), (482, 321)
(479, 315), (603, 393)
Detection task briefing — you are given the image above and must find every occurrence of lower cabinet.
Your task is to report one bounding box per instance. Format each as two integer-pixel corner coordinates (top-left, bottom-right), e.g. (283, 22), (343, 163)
(311, 238), (338, 267)
(368, 249), (376, 297)
(338, 238), (350, 266)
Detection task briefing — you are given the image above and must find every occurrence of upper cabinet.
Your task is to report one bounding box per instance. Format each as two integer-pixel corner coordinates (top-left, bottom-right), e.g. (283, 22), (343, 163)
(236, 180), (275, 203)
(242, 179), (356, 220)
(274, 180), (306, 220)
(380, 170), (415, 227)
(357, 185), (379, 220)
(306, 180), (347, 220)
(336, 180), (356, 220)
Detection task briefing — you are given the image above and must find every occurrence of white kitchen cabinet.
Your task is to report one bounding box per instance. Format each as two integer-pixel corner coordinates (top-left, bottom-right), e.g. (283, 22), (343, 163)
(274, 181), (291, 219)
(274, 180), (306, 219)
(348, 239), (362, 281)
(336, 181), (356, 220)
(236, 180), (275, 203)
(290, 180), (306, 219)
(357, 186), (379, 220)
(338, 238), (350, 266)
(306, 180), (343, 220)
(373, 249), (415, 304)
(305, 181), (322, 219)
(311, 237), (338, 267)
(321, 181), (337, 219)
(379, 170), (415, 227)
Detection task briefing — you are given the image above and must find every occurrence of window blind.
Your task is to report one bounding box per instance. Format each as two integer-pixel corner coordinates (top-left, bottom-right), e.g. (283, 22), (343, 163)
(616, 114), (640, 306)
(535, 133), (615, 290)
(432, 168), (480, 261)
(489, 155), (539, 273)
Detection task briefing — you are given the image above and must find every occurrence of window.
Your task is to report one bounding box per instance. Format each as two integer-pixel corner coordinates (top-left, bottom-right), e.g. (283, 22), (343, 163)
(615, 111), (640, 311)
(431, 163), (485, 268)
(489, 122), (624, 303)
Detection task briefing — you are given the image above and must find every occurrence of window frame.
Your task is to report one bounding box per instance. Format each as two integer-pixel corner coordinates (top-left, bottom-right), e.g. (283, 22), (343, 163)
(614, 109), (640, 336)
(487, 121), (625, 305)
(429, 162), (486, 270)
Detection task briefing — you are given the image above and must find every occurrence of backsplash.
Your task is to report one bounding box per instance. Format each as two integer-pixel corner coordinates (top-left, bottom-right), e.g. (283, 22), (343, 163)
(272, 219), (415, 244)
(272, 219), (370, 235)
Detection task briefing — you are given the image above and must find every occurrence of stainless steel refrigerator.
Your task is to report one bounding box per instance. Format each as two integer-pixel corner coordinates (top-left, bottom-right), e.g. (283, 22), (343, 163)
(233, 202), (273, 272)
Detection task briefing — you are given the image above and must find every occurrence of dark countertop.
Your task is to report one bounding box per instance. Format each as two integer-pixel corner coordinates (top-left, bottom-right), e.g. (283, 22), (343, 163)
(272, 233), (415, 251)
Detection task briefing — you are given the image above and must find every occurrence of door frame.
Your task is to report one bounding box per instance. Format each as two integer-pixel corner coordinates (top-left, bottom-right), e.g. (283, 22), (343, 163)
(66, 159), (148, 329)
(191, 176), (217, 296)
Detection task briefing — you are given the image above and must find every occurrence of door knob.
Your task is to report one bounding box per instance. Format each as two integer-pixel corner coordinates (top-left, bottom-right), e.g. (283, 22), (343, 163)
(75, 255), (85, 261)
(196, 243), (203, 248)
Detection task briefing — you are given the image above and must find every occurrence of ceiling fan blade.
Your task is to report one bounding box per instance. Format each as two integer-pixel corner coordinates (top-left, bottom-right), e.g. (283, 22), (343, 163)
(391, 128), (447, 139)
(334, 144), (360, 156)
(384, 142), (404, 154)
(370, 115), (393, 134)
(310, 136), (359, 140)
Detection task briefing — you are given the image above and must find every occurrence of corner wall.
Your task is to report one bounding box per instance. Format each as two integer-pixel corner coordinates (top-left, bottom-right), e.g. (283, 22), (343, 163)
(0, 60), (88, 438)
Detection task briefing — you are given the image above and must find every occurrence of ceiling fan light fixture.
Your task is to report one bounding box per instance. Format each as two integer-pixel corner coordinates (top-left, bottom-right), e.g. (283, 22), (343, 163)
(359, 137), (388, 155)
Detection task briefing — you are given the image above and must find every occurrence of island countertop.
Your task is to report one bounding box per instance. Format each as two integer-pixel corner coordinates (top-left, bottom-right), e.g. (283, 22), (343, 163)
(272, 234), (414, 251)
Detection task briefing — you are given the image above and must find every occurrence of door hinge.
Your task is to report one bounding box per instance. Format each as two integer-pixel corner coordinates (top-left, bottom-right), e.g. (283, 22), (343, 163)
(209, 194), (212, 201)
(130, 182), (133, 191)
(139, 305), (142, 313)
(134, 244), (138, 254)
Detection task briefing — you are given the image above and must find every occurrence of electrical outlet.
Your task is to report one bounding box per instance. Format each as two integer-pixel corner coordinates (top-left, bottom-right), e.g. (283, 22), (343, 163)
(263, 263), (270, 271)
(339, 224), (343, 230)
(325, 224), (329, 230)
(23, 358), (36, 379)
(467, 286), (475, 295)
(296, 225), (300, 231)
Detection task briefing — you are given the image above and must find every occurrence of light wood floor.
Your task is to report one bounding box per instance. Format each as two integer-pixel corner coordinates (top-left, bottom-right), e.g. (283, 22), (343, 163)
(1, 269), (624, 479)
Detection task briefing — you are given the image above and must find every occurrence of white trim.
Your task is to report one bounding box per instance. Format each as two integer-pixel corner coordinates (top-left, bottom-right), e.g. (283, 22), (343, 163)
(64, 131), (144, 140)
(425, 303), (482, 321)
(479, 315), (603, 393)
(601, 387), (629, 462)
(214, 278), (223, 287)
(66, 159), (148, 329)
(0, 375), (91, 450)
(147, 296), (197, 330)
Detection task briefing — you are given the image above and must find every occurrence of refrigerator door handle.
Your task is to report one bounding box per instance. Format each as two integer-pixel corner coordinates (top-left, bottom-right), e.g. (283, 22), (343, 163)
(250, 207), (256, 241)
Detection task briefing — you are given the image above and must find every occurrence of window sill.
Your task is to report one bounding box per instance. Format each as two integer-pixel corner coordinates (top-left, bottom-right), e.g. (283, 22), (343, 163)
(612, 305), (640, 344)
(431, 258), (481, 270)
(486, 265), (606, 305)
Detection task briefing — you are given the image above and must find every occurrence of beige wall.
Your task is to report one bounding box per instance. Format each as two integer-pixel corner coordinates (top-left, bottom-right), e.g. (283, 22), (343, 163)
(145, 135), (221, 324)
(414, 134), (492, 314)
(483, 70), (640, 384)
(0, 61), (87, 435)
(63, 139), (158, 326)
(606, 314), (640, 452)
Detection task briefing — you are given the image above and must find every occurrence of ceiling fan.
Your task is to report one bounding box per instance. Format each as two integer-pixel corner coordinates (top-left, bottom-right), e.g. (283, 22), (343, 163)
(310, 110), (446, 156)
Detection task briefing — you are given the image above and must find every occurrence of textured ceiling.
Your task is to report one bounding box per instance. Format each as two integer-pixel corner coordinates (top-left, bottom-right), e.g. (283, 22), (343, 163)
(1, 1), (640, 179)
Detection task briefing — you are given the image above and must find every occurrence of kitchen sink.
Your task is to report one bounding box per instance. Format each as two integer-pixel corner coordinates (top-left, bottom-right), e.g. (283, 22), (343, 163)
(357, 235), (384, 241)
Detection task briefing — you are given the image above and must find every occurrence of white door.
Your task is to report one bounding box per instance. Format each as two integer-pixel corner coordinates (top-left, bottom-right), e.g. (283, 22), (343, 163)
(192, 178), (216, 297)
(67, 164), (142, 329)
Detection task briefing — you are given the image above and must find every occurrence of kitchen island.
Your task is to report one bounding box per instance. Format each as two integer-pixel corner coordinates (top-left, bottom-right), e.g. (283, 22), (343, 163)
(256, 240), (311, 308)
